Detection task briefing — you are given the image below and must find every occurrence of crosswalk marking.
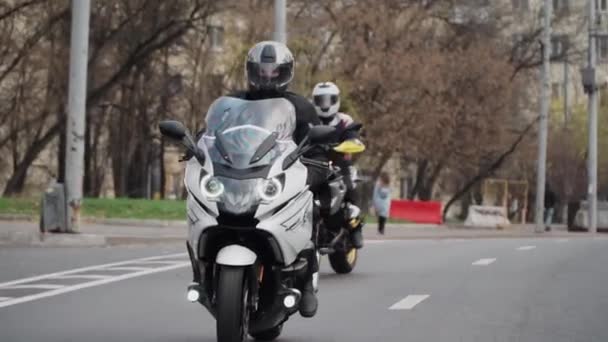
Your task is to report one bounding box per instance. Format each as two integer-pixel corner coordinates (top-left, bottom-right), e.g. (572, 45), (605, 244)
(51, 275), (111, 280)
(0, 253), (186, 289)
(3, 284), (64, 290)
(0, 253), (189, 309)
(103, 266), (152, 272)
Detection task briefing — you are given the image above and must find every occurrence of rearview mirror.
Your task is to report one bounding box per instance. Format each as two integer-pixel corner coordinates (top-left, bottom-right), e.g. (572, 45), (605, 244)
(308, 125), (337, 144)
(158, 120), (205, 165)
(159, 120), (187, 141)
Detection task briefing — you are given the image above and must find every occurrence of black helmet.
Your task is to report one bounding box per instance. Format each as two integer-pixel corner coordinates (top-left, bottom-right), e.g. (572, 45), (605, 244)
(246, 41), (294, 92)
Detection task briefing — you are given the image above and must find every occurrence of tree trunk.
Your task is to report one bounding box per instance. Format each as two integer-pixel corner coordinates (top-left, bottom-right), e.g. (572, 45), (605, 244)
(57, 120), (66, 183)
(3, 122), (62, 196)
(84, 112), (93, 196)
(160, 138), (166, 199)
(458, 191), (472, 221)
(418, 162), (444, 201)
(442, 118), (538, 220)
(408, 159), (428, 199)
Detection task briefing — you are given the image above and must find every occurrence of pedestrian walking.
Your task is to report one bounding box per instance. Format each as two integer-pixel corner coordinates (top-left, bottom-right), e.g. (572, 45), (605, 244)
(373, 172), (392, 235)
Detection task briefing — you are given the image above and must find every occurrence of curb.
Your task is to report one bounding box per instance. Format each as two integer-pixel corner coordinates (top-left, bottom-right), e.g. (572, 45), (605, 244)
(0, 213), (36, 222)
(0, 213), (186, 228)
(0, 231), (107, 247)
(83, 217), (187, 228)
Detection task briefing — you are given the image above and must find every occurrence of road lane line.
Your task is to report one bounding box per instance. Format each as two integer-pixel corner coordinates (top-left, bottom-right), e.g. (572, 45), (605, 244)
(51, 275), (111, 280)
(366, 240), (388, 244)
(472, 258), (496, 266)
(0, 262), (189, 309)
(0, 297), (13, 301)
(3, 284), (65, 290)
(133, 260), (184, 265)
(389, 295), (430, 310)
(516, 246), (536, 251)
(103, 266), (152, 272)
(0, 253), (186, 288)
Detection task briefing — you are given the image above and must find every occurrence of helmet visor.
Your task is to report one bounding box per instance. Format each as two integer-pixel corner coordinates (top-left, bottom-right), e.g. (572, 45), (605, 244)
(313, 94), (338, 108)
(247, 61), (293, 89)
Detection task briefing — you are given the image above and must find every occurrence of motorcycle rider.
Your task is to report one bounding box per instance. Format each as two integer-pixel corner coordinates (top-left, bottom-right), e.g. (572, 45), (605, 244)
(311, 81), (365, 249)
(227, 41), (326, 318)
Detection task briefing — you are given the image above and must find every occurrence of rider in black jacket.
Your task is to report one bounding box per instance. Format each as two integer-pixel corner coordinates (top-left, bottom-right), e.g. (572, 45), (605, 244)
(228, 41), (326, 318)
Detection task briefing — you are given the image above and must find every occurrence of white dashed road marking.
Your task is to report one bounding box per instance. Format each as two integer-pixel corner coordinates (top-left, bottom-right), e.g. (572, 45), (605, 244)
(3, 284), (65, 290)
(104, 266), (152, 272)
(0, 253), (188, 309)
(52, 275), (111, 280)
(366, 240), (388, 244)
(135, 260), (183, 265)
(517, 246), (536, 251)
(472, 258), (496, 266)
(389, 295), (430, 310)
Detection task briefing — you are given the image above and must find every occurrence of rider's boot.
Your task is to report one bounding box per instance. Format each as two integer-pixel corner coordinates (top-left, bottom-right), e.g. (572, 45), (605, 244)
(299, 276), (318, 317)
(299, 249), (319, 317)
(347, 203), (364, 249)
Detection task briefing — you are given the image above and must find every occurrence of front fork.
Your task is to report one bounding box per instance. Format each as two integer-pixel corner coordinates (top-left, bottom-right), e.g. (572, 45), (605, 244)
(186, 242), (260, 312)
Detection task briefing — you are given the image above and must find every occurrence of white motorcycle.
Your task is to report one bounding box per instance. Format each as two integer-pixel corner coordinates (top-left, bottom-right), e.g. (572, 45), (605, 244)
(159, 96), (335, 342)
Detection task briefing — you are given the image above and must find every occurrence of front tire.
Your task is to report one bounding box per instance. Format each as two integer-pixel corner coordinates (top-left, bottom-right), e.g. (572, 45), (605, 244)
(217, 266), (249, 342)
(328, 247), (357, 274)
(250, 324), (283, 341)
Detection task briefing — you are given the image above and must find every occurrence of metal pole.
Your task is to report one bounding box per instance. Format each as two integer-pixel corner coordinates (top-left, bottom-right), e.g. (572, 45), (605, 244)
(273, 0), (287, 43)
(588, 0), (598, 233)
(535, 0), (552, 233)
(64, 0), (91, 233)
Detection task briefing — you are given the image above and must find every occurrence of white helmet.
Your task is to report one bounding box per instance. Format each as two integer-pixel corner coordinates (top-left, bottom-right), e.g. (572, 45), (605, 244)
(312, 82), (340, 118)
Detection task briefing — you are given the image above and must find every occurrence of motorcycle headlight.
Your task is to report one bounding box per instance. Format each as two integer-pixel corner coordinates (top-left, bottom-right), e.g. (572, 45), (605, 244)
(201, 174), (224, 199)
(258, 177), (283, 202)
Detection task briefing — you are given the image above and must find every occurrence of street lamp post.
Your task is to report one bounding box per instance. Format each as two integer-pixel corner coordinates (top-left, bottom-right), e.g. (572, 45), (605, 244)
(586, 0), (599, 233)
(535, 0), (552, 233)
(64, 0), (91, 233)
(274, 0), (287, 44)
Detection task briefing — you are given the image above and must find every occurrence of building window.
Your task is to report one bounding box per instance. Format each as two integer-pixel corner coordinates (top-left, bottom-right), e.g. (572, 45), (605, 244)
(512, 0), (529, 11)
(598, 36), (608, 63)
(550, 34), (569, 59)
(207, 25), (224, 51)
(598, 0), (608, 12)
(553, 0), (570, 14)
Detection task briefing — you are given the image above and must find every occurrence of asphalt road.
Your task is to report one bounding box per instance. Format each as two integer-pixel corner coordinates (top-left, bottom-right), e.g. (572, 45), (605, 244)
(1, 236), (608, 342)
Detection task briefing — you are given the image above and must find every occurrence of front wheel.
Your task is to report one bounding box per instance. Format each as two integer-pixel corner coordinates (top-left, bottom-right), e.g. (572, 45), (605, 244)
(216, 266), (249, 342)
(328, 247), (357, 274)
(250, 324), (283, 341)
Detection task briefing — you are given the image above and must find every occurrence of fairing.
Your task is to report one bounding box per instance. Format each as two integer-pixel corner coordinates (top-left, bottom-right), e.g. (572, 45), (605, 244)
(185, 96), (313, 265)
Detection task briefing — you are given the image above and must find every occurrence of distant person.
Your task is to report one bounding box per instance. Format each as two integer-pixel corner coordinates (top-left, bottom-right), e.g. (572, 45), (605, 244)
(544, 184), (557, 231)
(373, 172), (392, 235)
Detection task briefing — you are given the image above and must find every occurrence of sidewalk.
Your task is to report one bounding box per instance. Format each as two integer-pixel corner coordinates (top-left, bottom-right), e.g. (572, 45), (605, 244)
(0, 217), (589, 247)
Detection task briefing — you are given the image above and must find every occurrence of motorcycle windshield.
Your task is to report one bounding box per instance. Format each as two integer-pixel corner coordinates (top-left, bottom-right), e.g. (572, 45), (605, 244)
(201, 96), (297, 169)
(198, 97), (297, 214)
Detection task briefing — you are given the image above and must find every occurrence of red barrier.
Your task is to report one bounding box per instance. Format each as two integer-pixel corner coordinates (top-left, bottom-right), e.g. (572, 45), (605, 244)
(389, 200), (443, 224)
